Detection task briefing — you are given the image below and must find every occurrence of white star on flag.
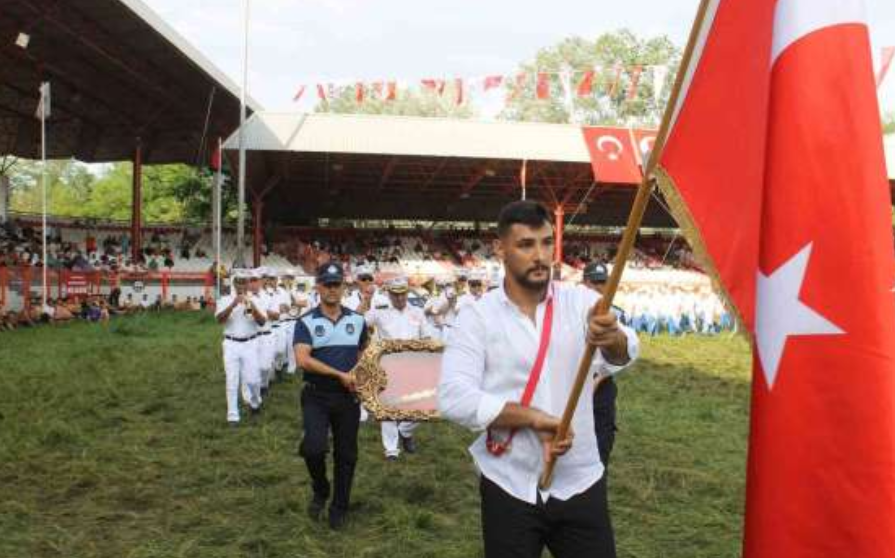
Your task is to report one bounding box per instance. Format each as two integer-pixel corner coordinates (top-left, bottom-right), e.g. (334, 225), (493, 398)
(755, 243), (844, 389)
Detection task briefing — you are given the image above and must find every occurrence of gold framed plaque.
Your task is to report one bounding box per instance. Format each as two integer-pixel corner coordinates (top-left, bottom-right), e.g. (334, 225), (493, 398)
(353, 339), (444, 422)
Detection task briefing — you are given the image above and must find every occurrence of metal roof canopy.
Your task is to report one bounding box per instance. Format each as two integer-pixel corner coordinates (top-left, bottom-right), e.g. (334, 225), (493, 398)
(223, 112), (677, 227)
(0, 0), (261, 164)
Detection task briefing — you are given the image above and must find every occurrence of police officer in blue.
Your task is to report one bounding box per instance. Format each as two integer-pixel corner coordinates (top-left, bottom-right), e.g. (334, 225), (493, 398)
(294, 263), (369, 530)
(582, 262), (626, 469)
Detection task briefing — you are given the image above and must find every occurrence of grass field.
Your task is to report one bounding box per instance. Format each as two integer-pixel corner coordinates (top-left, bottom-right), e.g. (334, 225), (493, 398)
(0, 312), (752, 558)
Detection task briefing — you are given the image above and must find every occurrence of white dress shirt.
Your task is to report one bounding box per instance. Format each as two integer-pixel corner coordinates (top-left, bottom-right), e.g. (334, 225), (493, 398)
(216, 294), (262, 338)
(366, 304), (435, 341)
(344, 289), (391, 312)
(438, 282), (639, 505)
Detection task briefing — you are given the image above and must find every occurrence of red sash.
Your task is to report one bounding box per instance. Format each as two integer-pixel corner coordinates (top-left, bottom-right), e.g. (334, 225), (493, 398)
(486, 292), (555, 456)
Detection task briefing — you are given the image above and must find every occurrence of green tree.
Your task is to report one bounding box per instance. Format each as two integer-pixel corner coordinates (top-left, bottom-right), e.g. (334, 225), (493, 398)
(5, 158), (236, 225)
(500, 30), (680, 126)
(7, 159), (95, 216)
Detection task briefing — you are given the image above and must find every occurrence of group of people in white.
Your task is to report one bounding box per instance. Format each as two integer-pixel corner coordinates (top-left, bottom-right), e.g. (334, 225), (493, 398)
(215, 262), (732, 447)
(214, 263), (493, 457)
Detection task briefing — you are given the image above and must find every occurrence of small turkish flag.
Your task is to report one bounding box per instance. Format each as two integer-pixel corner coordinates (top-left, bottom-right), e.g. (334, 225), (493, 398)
(657, 0), (895, 556)
(581, 126), (641, 185)
(483, 75), (503, 91)
(577, 70), (595, 97)
(536, 73), (550, 100)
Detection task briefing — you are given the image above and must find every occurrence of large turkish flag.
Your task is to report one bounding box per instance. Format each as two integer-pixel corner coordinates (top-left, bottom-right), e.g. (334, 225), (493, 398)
(658, 0), (895, 556)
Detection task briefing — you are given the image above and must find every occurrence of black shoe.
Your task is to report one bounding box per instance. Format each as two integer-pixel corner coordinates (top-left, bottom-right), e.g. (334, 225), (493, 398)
(328, 507), (348, 530)
(307, 495), (326, 521)
(400, 435), (417, 454)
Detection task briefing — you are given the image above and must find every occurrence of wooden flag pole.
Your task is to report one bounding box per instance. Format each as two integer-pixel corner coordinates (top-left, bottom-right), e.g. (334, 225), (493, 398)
(539, 0), (715, 489)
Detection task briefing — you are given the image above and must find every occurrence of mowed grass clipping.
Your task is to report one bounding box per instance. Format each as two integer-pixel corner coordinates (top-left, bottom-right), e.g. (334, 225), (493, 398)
(0, 312), (752, 558)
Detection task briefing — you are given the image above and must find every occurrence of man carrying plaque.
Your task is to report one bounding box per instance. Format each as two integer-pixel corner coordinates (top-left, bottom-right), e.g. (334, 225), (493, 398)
(366, 275), (436, 460)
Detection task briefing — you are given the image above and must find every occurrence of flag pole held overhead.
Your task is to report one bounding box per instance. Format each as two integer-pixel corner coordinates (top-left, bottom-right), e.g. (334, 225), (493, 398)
(538, 0), (716, 490)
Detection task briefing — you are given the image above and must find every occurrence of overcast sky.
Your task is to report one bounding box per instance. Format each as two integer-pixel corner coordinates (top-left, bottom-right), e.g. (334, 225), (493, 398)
(144, 0), (895, 114)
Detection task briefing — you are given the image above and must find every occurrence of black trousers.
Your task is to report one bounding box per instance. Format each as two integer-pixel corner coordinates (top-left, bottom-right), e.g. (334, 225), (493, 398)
(480, 475), (616, 558)
(299, 386), (360, 512)
(593, 377), (618, 467)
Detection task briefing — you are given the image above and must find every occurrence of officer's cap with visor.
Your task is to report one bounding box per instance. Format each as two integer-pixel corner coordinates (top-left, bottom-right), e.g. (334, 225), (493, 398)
(583, 262), (609, 283)
(316, 263), (345, 285)
(386, 275), (409, 294)
(354, 264), (375, 282)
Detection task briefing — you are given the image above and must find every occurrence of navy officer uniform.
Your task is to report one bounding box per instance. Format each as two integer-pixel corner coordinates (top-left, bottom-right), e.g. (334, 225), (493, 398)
(294, 263), (369, 530)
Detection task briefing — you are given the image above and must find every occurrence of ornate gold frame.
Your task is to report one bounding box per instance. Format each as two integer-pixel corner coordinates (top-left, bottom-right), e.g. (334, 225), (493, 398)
(353, 339), (444, 422)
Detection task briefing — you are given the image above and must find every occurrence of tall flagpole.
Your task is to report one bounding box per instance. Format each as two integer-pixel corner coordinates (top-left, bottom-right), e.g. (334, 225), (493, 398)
(539, 0), (716, 489)
(214, 137), (223, 297)
(39, 82), (49, 310)
(235, 0), (250, 268)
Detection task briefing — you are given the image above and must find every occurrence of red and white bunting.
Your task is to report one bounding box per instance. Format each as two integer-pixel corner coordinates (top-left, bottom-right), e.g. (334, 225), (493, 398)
(577, 70), (595, 97)
(483, 75), (504, 91)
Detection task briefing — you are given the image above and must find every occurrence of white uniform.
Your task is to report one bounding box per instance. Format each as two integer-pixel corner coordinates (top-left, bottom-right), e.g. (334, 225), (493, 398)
(216, 293), (263, 422)
(425, 293), (460, 342)
(282, 286), (306, 374)
(343, 289), (391, 312)
(271, 286), (292, 371)
(456, 292), (484, 313)
(366, 304), (434, 458)
(257, 288), (279, 388)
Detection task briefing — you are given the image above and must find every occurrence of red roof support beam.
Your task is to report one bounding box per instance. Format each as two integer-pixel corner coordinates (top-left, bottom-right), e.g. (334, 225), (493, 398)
(131, 140), (143, 262)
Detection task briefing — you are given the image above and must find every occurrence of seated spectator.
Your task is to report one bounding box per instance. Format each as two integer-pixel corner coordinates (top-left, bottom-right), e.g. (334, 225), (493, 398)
(53, 300), (75, 322)
(85, 298), (103, 322)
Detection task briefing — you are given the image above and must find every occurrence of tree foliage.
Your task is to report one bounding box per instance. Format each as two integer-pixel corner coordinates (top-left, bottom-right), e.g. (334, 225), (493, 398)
(3, 159), (237, 224)
(500, 30), (680, 126)
(884, 112), (895, 135)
